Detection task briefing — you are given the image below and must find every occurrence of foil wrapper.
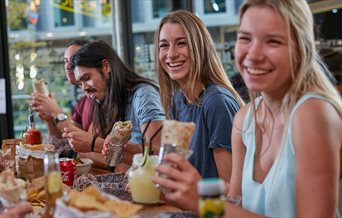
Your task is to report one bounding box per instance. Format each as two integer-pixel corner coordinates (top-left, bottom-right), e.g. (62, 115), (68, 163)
(105, 121), (132, 167)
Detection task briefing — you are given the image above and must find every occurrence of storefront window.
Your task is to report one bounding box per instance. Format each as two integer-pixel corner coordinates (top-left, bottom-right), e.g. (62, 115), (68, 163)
(152, 0), (172, 18)
(7, 0), (29, 31)
(53, 0), (75, 27)
(204, 0), (226, 14)
(6, 0), (114, 138)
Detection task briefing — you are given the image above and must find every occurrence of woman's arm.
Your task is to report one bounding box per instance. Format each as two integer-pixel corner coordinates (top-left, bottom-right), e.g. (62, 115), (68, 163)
(293, 99), (342, 217)
(213, 148), (232, 182)
(205, 92), (241, 182)
(228, 105), (248, 198)
(226, 104), (267, 218)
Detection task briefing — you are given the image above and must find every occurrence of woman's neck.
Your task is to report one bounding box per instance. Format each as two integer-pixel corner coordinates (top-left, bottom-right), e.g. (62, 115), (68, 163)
(181, 83), (205, 104)
(260, 94), (284, 116)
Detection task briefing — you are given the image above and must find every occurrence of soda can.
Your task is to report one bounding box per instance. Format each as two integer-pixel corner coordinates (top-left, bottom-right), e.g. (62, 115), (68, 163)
(59, 158), (76, 187)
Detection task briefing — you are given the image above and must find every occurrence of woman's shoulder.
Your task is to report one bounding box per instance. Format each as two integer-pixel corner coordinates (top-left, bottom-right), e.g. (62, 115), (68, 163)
(291, 93), (341, 150)
(233, 103), (251, 128)
(132, 83), (159, 96)
(292, 94), (341, 126)
(203, 84), (237, 101)
(202, 84), (241, 109)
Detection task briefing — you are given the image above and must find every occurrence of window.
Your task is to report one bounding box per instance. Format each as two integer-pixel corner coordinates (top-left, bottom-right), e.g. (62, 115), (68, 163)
(204, 0), (226, 14)
(53, 0), (75, 27)
(152, 0), (172, 18)
(6, 0), (114, 138)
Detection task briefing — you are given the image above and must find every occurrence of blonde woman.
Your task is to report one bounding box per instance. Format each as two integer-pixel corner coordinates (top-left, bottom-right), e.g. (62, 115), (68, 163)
(154, 10), (244, 183)
(228, 0), (342, 217)
(154, 0), (342, 216)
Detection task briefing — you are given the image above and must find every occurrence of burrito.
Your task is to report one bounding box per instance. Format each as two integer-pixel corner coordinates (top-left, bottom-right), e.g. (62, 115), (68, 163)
(109, 121), (133, 144)
(106, 121), (133, 167)
(32, 78), (49, 96)
(161, 120), (195, 149)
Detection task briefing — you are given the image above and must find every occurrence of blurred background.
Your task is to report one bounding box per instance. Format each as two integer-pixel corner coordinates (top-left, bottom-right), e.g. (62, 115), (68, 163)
(0, 0), (341, 140)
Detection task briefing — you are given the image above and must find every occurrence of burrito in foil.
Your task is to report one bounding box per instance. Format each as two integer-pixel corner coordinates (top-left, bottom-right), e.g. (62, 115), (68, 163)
(161, 120), (195, 150)
(106, 121), (133, 167)
(109, 121), (133, 145)
(32, 78), (49, 96)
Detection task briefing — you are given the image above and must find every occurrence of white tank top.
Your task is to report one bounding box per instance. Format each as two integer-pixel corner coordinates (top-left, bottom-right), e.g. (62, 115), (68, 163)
(241, 93), (329, 217)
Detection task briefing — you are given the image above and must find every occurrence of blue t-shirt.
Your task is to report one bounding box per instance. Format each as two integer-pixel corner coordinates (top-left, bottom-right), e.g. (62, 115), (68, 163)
(170, 84), (240, 178)
(125, 84), (165, 144)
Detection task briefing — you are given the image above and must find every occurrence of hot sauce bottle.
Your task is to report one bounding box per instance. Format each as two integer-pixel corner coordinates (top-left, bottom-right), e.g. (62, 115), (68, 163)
(23, 110), (42, 145)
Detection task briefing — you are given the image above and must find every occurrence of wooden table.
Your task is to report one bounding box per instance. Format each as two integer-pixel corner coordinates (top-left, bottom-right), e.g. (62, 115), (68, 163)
(138, 203), (181, 215)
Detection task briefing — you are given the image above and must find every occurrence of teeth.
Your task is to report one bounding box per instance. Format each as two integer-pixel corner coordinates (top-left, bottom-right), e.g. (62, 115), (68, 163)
(87, 91), (95, 99)
(168, 62), (183, 67)
(247, 68), (268, 75)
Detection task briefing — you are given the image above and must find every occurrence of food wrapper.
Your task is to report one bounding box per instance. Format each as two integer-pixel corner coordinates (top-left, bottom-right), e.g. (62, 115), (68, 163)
(32, 78), (49, 96)
(1, 138), (22, 173)
(106, 121), (133, 167)
(0, 170), (27, 207)
(15, 144), (55, 181)
(54, 185), (142, 218)
(158, 121), (195, 193)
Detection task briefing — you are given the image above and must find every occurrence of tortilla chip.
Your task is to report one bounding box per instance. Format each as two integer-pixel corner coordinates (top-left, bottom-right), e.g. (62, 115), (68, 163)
(83, 186), (107, 203)
(105, 200), (142, 217)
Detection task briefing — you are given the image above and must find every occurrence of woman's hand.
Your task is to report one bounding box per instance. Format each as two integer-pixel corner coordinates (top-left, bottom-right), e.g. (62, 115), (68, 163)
(0, 202), (33, 218)
(152, 153), (201, 212)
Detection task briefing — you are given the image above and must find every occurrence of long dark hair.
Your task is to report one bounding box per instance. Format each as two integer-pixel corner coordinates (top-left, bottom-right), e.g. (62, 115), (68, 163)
(71, 40), (158, 137)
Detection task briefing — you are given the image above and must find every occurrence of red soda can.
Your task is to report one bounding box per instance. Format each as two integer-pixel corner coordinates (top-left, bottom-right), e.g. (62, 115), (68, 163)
(59, 158), (76, 187)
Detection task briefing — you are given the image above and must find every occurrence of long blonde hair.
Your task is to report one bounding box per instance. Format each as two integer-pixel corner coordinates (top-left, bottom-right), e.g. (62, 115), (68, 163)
(239, 0), (342, 120)
(154, 10), (244, 118)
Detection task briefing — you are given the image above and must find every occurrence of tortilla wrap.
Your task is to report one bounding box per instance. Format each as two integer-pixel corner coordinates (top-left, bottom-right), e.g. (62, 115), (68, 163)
(109, 121), (133, 145)
(161, 120), (195, 149)
(32, 78), (49, 96)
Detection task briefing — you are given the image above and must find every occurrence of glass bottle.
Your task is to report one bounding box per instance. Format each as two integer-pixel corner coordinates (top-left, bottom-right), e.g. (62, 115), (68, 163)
(42, 151), (63, 218)
(198, 178), (225, 218)
(23, 109), (42, 145)
(128, 146), (160, 204)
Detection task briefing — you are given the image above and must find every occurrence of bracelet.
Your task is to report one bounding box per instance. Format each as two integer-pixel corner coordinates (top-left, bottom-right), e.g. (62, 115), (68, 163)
(90, 135), (97, 152)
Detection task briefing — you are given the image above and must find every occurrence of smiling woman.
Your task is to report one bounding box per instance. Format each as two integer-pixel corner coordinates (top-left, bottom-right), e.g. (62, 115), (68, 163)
(235, 5), (292, 95)
(152, 10), (244, 211)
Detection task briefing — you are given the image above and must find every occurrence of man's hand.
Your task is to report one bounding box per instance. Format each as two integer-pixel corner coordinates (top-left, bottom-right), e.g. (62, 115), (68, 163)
(29, 92), (62, 117)
(62, 127), (93, 152)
